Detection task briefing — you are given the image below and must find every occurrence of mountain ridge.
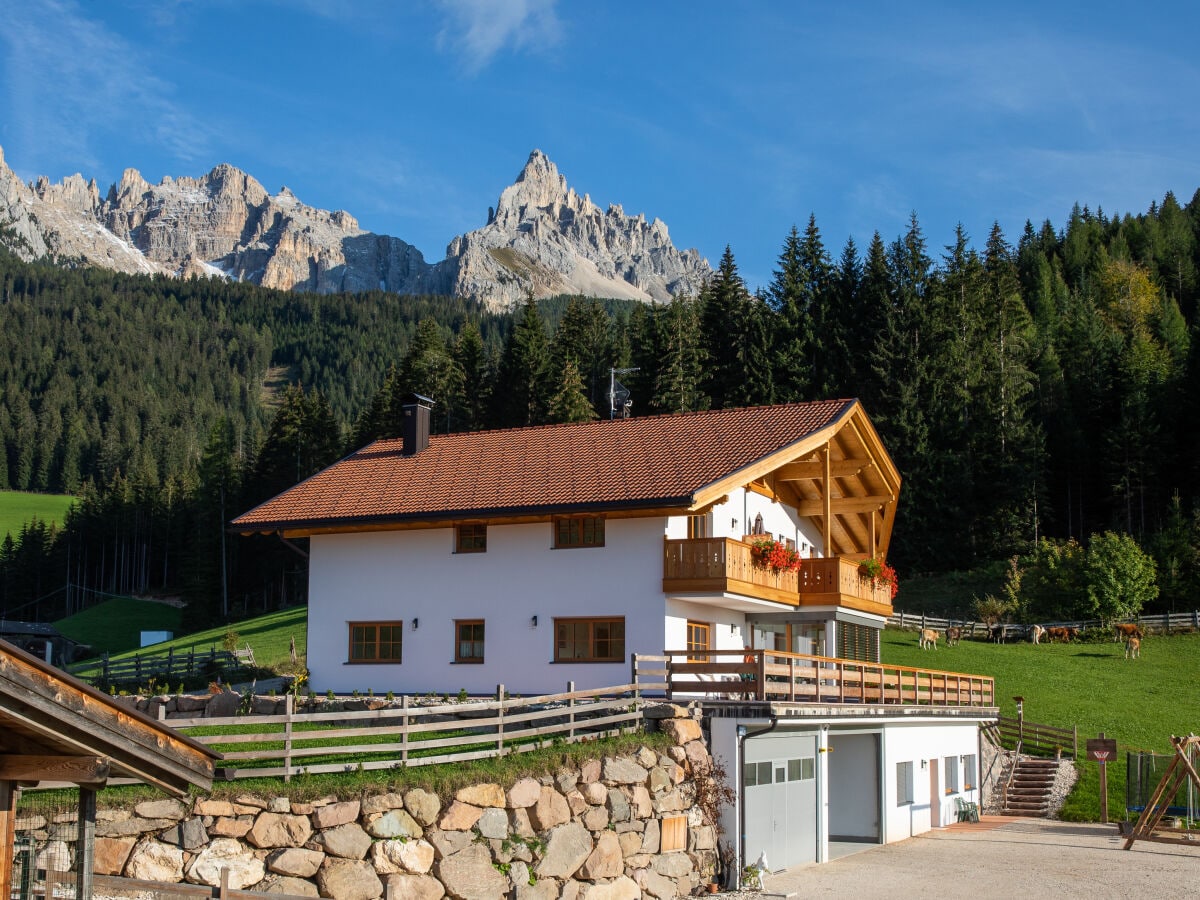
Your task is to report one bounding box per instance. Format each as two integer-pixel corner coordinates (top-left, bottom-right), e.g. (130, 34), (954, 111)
(0, 147), (711, 308)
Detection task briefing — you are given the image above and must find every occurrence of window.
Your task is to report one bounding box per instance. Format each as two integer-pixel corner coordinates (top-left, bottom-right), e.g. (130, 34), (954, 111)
(687, 514), (708, 539)
(455, 620), (485, 663)
(787, 757), (815, 781)
(944, 756), (959, 794)
(456, 523), (487, 553)
(554, 617), (625, 662)
(554, 516), (605, 548)
(686, 620), (711, 661)
(963, 754), (977, 790)
(837, 623), (881, 663)
(744, 761), (773, 787)
(896, 761), (914, 805)
(348, 622), (403, 663)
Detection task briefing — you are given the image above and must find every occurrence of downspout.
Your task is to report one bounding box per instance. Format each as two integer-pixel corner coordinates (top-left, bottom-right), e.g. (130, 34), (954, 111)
(737, 715), (779, 888)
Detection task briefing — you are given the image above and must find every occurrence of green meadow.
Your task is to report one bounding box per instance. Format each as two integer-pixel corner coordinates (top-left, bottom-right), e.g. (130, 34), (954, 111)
(882, 626), (1200, 821)
(0, 490), (76, 540)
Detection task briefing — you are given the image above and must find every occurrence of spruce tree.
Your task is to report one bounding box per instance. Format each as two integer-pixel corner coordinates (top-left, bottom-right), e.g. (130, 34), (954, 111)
(493, 295), (552, 427)
(546, 360), (599, 423)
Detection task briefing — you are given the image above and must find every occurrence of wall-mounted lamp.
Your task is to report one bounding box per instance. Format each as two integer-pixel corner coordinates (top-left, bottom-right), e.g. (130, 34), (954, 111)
(730, 623), (737, 633)
(411, 618), (419, 630)
(920, 759), (927, 769)
(531, 615), (538, 628)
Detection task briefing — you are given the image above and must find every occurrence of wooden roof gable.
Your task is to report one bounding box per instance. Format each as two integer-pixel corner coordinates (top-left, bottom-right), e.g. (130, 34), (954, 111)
(0, 641), (218, 795)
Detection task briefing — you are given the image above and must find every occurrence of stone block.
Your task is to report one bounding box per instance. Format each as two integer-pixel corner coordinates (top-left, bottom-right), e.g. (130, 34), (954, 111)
(316, 858), (383, 900)
(435, 843), (511, 900)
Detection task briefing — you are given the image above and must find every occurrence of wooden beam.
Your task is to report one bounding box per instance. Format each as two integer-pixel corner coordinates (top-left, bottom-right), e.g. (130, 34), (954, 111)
(797, 495), (892, 516)
(822, 446), (832, 556)
(0, 780), (15, 900)
(76, 786), (96, 900)
(0, 755), (110, 784)
(777, 458), (870, 480)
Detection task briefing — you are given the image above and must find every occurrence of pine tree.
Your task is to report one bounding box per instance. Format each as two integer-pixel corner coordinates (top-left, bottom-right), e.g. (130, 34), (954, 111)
(493, 295), (552, 427)
(551, 299), (612, 414)
(651, 294), (708, 413)
(546, 360), (599, 424)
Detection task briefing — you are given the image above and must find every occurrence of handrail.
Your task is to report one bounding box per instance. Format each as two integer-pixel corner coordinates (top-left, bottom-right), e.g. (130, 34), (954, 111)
(1001, 740), (1023, 812)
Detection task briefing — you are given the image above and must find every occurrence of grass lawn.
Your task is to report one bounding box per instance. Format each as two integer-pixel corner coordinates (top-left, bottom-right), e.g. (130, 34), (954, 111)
(0, 490), (75, 541)
(882, 626), (1200, 821)
(64, 605), (307, 675)
(55, 598), (184, 657)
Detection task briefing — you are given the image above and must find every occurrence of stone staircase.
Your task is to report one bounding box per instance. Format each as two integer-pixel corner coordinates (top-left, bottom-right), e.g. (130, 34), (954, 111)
(1001, 756), (1059, 816)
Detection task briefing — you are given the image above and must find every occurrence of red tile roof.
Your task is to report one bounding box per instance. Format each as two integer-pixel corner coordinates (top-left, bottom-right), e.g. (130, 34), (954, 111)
(232, 400), (855, 533)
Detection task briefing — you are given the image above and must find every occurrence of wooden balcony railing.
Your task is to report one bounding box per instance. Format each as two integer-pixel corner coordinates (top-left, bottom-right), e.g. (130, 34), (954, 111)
(643, 648), (994, 708)
(663, 538), (893, 613)
(798, 555), (894, 608)
(663, 537), (799, 605)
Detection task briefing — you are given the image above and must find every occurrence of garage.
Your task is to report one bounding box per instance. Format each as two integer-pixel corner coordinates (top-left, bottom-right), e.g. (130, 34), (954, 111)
(743, 731), (819, 869)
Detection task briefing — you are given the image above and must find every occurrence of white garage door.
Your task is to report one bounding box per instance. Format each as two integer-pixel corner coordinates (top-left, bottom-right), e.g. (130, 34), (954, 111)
(744, 732), (818, 870)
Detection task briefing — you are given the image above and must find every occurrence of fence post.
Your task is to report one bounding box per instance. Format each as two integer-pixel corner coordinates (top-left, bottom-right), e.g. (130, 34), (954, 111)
(568, 681), (576, 741)
(496, 684), (505, 754)
(1193, 610), (1199, 630)
(755, 652), (766, 701)
(166, 646), (174, 681)
(219, 866), (230, 900)
(283, 693), (294, 783)
(630, 653), (638, 693)
(401, 694), (410, 766)
(1073, 725), (1078, 760)
(920, 614), (926, 632)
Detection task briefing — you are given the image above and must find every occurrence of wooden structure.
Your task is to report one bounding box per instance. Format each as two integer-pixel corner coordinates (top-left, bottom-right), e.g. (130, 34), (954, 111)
(636, 649), (994, 707)
(1124, 734), (1200, 850)
(0, 640), (218, 897)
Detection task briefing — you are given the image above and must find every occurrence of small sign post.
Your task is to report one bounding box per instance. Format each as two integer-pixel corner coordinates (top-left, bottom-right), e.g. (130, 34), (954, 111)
(1086, 733), (1118, 822)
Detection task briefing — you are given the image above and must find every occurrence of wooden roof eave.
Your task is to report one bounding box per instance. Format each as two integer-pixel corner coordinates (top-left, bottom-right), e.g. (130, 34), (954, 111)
(0, 643), (218, 795)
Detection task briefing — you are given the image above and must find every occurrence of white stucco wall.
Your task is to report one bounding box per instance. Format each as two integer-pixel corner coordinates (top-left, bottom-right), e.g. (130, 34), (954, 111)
(307, 516), (668, 695)
(881, 722), (982, 841)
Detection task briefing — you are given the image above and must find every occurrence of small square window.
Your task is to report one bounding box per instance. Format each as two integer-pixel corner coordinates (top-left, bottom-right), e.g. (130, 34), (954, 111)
(456, 523), (487, 553)
(455, 620), (485, 663)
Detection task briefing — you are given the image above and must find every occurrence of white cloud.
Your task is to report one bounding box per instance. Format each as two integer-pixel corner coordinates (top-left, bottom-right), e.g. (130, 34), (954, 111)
(0, 0), (208, 174)
(436, 0), (562, 74)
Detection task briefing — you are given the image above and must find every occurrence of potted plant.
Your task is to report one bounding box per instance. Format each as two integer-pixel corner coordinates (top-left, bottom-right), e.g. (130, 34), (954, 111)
(749, 538), (802, 573)
(858, 557), (899, 599)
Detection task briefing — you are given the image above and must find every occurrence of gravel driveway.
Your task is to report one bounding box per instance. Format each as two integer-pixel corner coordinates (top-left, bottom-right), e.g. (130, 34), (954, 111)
(752, 817), (1199, 899)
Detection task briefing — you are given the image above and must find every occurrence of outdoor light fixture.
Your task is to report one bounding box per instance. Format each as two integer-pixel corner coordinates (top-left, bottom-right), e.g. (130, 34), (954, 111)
(411, 618), (419, 630)
(531, 615), (538, 628)
(921, 759), (927, 769)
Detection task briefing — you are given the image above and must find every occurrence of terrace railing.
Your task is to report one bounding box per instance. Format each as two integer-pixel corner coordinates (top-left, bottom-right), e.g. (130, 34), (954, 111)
(643, 648), (994, 708)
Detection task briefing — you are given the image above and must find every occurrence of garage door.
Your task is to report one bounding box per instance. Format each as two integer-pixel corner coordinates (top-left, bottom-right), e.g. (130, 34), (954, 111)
(744, 732), (818, 869)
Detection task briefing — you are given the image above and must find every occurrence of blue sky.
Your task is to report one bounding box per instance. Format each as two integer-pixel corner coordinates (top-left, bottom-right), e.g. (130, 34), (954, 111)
(2, 0), (1198, 291)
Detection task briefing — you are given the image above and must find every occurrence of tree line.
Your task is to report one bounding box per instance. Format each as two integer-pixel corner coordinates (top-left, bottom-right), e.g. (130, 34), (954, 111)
(2, 186), (1200, 627)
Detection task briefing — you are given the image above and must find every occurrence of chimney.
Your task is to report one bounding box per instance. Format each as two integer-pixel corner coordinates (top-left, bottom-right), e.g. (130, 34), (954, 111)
(401, 393), (433, 456)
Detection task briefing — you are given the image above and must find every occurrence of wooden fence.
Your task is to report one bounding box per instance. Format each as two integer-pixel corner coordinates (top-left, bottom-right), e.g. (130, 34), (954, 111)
(890, 610), (1200, 635)
(67, 645), (256, 687)
(166, 680), (659, 783)
(635, 649), (994, 707)
(995, 713), (1077, 759)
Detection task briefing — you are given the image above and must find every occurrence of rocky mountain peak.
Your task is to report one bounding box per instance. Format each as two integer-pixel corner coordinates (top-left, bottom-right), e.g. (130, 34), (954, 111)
(0, 145), (710, 309)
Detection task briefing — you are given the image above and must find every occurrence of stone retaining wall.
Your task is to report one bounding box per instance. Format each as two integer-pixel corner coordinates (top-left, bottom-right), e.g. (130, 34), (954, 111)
(19, 707), (721, 899)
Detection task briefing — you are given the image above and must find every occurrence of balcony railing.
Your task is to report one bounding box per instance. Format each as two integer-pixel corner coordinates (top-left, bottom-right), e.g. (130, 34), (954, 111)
(663, 537), (799, 605)
(637, 648), (994, 708)
(663, 538), (893, 612)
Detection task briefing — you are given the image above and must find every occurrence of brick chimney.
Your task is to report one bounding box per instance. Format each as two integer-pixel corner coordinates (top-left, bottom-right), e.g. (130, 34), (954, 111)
(401, 393), (433, 456)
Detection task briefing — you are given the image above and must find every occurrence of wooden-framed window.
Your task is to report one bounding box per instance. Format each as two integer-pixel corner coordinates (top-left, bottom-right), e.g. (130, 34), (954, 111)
(455, 619), (485, 663)
(554, 617), (625, 662)
(348, 621), (403, 663)
(687, 514), (708, 539)
(686, 620), (711, 661)
(554, 516), (605, 548)
(456, 523), (487, 553)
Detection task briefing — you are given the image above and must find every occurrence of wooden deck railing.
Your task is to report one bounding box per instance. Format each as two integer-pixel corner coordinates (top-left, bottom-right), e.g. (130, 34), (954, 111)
(642, 648), (994, 708)
(799, 556), (893, 606)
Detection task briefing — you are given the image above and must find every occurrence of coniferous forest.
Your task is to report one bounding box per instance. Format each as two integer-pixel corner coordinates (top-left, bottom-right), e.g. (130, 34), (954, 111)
(2, 189), (1200, 628)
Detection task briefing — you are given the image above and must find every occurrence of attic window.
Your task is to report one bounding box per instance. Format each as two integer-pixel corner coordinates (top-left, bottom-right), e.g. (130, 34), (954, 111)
(554, 516), (605, 548)
(456, 523), (487, 553)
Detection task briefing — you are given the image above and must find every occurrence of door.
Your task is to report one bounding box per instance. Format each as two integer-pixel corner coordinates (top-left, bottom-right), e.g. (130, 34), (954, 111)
(929, 757), (941, 827)
(744, 733), (819, 869)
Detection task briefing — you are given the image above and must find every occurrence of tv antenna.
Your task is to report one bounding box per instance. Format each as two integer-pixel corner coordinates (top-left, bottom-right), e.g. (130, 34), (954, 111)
(609, 367), (639, 419)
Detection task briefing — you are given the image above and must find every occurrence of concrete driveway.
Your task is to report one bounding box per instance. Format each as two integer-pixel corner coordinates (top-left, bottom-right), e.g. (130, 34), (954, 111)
(757, 817), (1199, 898)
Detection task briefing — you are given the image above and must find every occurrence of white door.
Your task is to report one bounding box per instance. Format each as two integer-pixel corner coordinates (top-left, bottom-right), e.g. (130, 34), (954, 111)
(744, 733), (819, 870)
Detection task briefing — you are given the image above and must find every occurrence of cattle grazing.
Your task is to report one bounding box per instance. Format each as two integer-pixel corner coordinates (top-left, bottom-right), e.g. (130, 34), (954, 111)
(1045, 626), (1075, 643)
(1114, 622), (1143, 642)
(990, 623), (1008, 643)
(919, 628), (939, 650)
(1030, 624), (1046, 645)
(945, 626), (962, 646)
(1125, 636), (1141, 659)
(1065, 627), (1079, 642)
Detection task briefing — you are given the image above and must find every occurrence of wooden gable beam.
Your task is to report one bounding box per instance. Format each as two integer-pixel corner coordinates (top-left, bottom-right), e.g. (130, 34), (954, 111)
(777, 458), (871, 480)
(796, 495), (893, 516)
(0, 755), (109, 785)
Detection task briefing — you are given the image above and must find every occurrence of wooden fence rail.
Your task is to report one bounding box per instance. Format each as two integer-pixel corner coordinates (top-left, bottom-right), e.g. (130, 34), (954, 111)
(890, 610), (1200, 635)
(67, 645), (255, 687)
(639, 649), (994, 708)
(165, 680), (656, 783)
(995, 714), (1077, 759)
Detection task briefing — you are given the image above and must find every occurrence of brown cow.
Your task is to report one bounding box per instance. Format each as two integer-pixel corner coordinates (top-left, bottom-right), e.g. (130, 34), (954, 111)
(1046, 626), (1074, 643)
(1114, 623), (1143, 642)
(1125, 636), (1141, 659)
(946, 626), (962, 646)
(919, 628), (938, 650)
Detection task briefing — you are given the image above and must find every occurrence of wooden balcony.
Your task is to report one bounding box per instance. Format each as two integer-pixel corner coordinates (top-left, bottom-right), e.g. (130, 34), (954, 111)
(663, 538), (893, 615)
(663, 538), (799, 606)
(645, 648), (994, 708)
